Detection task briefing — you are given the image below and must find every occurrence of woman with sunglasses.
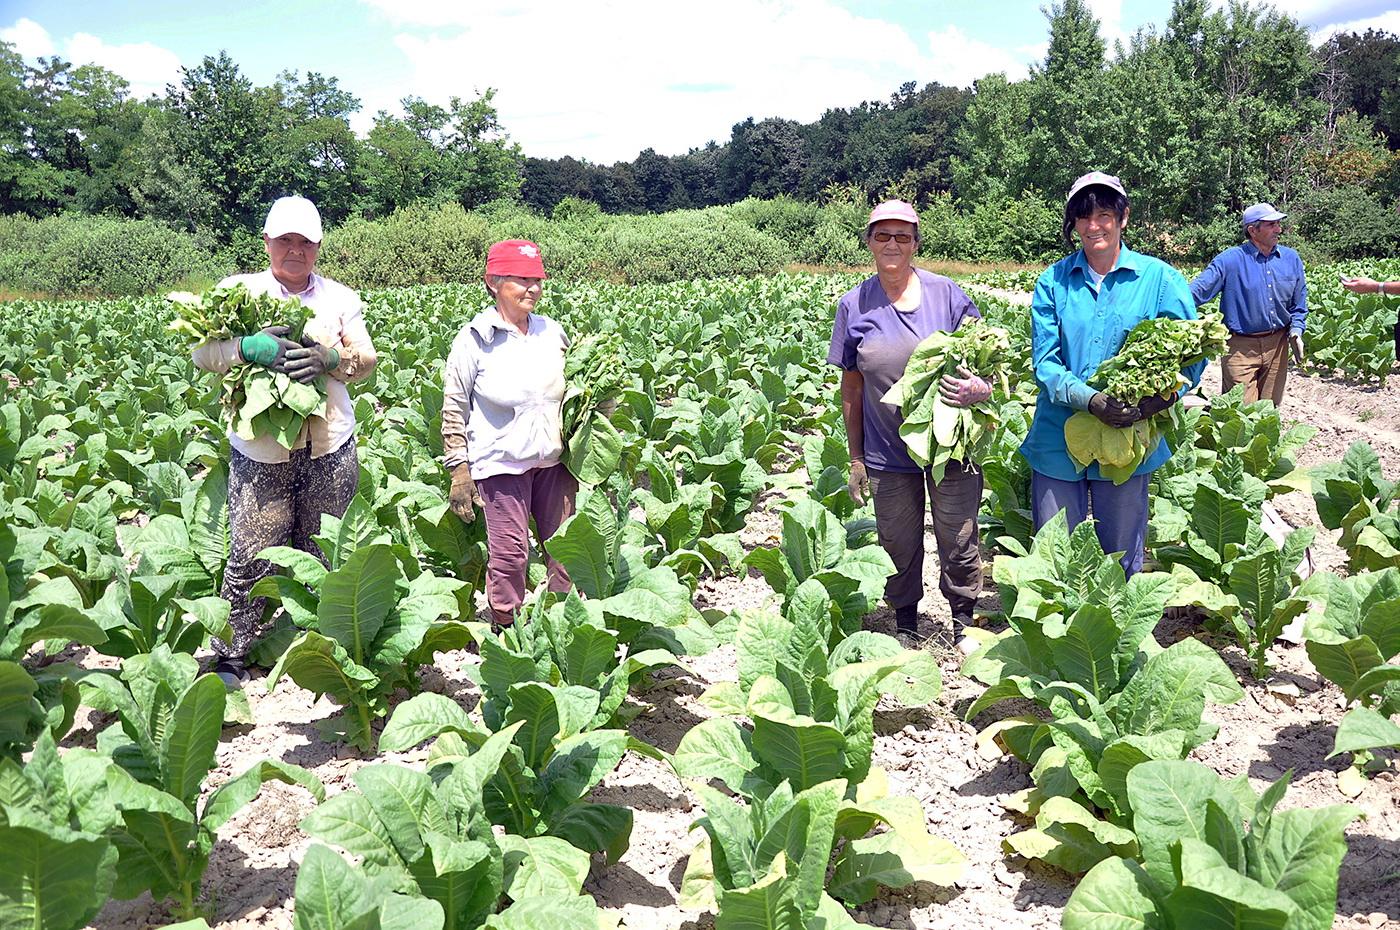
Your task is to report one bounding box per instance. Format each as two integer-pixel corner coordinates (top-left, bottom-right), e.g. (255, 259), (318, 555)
(827, 200), (992, 647)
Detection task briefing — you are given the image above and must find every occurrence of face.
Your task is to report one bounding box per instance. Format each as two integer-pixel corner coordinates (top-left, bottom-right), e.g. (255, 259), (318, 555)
(1073, 206), (1128, 262)
(489, 274), (544, 316)
(867, 220), (918, 272)
(265, 233), (319, 285)
(1247, 219), (1282, 251)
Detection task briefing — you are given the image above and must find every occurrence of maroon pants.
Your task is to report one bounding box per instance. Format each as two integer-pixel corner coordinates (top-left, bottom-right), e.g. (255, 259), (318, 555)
(477, 462), (578, 620)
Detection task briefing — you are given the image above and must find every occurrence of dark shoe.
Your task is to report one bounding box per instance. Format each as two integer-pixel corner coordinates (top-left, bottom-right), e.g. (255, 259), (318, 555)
(213, 656), (250, 689)
(894, 604), (919, 634)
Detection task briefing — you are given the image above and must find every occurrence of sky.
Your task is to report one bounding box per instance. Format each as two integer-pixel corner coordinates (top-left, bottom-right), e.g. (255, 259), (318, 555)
(3, 1), (1399, 164)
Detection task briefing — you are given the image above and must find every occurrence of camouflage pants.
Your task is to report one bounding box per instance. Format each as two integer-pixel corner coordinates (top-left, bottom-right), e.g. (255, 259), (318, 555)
(214, 440), (360, 660)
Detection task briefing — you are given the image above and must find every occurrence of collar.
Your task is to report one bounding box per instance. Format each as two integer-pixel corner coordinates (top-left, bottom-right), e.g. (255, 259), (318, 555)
(267, 269), (321, 298)
(1070, 244), (1142, 280)
(1241, 240), (1278, 259)
(470, 306), (534, 340)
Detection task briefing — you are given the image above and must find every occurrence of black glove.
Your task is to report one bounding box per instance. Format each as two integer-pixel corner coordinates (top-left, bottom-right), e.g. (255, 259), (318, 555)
(1088, 392), (1139, 428)
(1137, 392), (1177, 419)
(281, 338), (340, 383)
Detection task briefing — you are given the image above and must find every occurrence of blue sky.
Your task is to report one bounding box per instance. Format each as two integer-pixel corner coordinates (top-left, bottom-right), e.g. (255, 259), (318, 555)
(3, 1), (1398, 162)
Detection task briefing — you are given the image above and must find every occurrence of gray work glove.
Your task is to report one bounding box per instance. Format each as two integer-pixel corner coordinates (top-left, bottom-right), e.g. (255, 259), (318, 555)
(449, 463), (484, 523)
(1088, 392), (1140, 428)
(848, 459), (869, 505)
(281, 338), (340, 383)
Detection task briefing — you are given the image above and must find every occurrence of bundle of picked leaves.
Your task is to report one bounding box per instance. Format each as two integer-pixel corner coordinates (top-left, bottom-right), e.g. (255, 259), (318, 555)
(880, 320), (1012, 482)
(168, 283), (329, 450)
(1065, 314), (1228, 484)
(561, 331), (628, 485)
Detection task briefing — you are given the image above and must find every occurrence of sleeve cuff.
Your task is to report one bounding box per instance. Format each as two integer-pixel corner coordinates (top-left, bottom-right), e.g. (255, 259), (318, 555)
(1068, 382), (1097, 411)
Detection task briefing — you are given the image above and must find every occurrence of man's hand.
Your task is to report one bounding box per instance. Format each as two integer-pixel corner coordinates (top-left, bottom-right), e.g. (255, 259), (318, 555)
(281, 339), (341, 383)
(1088, 392), (1140, 428)
(1136, 391), (1177, 420)
(448, 464), (483, 523)
(1290, 333), (1305, 365)
(848, 459), (869, 506)
(239, 325), (297, 368)
(938, 364), (993, 408)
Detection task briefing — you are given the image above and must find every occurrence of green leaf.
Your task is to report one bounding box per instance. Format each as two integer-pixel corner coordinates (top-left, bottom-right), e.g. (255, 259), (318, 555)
(1064, 856), (1164, 930)
(499, 833), (590, 899)
(292, 844), (383, 930)
(1331, 705), (1400, 757)
(379, 692), (480, 752)
(1126, 761), (1243, 891)
(750, 712), (846, 792)
(201, 759), (324, 834)
(159, 673), (226, 809)
(1164, 839), (1293, 930)
(672, 718), (759, 792)
(317, 544), (400, 664)
(0, 822), (117, 930)
(544, 491), (617, 599)
(1251, 804), (1359, 930)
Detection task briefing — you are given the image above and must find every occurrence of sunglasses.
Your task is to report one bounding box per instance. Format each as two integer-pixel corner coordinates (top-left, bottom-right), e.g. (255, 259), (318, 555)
(871, 232), (914, 243)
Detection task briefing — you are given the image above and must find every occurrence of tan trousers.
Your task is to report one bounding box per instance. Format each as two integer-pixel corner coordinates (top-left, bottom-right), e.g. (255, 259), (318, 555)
(1223, 329), (1289, 406)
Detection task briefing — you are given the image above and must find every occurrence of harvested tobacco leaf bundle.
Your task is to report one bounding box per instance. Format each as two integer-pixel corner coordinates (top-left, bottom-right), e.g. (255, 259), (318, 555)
(561, 332), (628, 485)
(1065, 315), (1228, 484)
(880, 320), (1013, 483)
(168, 283), (328, 450)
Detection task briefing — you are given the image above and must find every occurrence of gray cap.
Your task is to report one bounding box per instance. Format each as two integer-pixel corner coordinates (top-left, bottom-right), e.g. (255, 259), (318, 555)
(1066, 171), (1126, 204)
(1242, 203), (1286, 227)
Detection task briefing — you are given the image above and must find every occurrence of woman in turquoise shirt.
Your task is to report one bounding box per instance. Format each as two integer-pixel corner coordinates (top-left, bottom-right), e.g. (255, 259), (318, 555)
(1018, 172), (1204, 575)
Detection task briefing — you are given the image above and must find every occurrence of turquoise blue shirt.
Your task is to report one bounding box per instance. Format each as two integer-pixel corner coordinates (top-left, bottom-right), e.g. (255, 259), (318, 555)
(1019, 245), (1203, 482)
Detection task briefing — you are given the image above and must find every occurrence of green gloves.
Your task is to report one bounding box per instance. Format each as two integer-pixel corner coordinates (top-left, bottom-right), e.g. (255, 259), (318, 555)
(239, 326), (296, 368)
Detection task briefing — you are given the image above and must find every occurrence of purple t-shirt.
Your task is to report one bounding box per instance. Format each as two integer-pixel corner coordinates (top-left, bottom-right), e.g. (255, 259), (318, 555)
(827, 269), (980, 473)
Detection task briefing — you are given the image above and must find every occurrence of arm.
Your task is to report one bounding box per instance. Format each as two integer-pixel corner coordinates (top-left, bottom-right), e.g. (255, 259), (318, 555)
(1030, 271), (1096, 411)
(1189, 257), (1225, 307)
(1341, 276), (1400, 295)
(441, 338), (477, 471)
(1289, 255), (1307, 335)
(192, 339), (243, 374)
(839, 369), (865, 462)
(327, 297), (377, 383)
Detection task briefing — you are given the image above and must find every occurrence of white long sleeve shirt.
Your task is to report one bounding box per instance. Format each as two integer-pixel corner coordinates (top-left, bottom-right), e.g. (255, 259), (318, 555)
(442, 307), (569, 480)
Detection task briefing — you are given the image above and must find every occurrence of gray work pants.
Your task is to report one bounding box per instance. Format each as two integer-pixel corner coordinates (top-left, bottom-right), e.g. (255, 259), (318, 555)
(867, 462), (983, 618)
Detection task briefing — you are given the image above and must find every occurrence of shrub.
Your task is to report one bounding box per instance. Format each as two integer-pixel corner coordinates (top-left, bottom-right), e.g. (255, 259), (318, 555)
(0, 213), (220, 296)
(594, 207), (792, 283)
(318, 201), (494, 288)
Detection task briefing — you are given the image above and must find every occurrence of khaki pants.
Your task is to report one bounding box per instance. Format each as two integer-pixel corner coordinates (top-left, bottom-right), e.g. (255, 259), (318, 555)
(1223, 329), (1289, 406)
(867, 463), (983, 619)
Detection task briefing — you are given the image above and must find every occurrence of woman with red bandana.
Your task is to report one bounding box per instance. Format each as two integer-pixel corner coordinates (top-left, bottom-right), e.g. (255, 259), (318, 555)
(440, 240), (576, 629)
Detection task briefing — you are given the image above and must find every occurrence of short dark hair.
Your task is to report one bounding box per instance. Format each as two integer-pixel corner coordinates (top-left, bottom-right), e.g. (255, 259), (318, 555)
(1062, 186), (1130, 246)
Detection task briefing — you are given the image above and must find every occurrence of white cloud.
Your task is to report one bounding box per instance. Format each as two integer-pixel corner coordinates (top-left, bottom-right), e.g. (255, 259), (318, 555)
(0, 17), (55, 58)
(363, 0), (1038, 162)
(65, 33), (183, 98)
(1, 19), (183, 99)
(926, 25), (1036, 86)
(1309, 10), (1400, 44)
(1086, 0), (1126, 48)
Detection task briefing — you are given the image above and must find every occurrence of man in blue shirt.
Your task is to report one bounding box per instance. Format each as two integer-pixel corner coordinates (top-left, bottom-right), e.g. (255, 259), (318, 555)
(1189, 203), (1307, 406)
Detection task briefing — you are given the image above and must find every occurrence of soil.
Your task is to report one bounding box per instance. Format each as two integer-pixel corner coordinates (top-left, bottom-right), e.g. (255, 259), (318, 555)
(86, 355), (1400, 930)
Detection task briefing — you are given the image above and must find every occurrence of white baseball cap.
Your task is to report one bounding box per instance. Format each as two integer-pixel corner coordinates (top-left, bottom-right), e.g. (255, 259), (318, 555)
(263, 196), (323, 242)
(1066, 171), (1127, 203)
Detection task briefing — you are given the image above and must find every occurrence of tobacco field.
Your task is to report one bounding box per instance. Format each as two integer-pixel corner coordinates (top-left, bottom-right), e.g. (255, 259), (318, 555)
(0, 262), (1398, 930)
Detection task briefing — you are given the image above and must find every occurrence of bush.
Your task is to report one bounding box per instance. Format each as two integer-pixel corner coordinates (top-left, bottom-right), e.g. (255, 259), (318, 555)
(594, 207), (792, 283)
(0, 212), (220, 296)
(319, 202), (494, 289)
(966, 190), (1061, 263)
(1291, 185), (1400, 260)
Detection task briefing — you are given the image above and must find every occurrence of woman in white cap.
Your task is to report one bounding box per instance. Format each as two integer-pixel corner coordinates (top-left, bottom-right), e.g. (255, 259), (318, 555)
(192, 195), (378, 686)
(827, 200), (992, 644)
(1020, 172), (1202, 576)
(441, 239), (576, 631)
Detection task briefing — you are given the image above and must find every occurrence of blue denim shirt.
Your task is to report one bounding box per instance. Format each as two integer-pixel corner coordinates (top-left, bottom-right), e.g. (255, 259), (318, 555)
(1019, 245), (1203, 482)
(1189, 242), (1307, 336)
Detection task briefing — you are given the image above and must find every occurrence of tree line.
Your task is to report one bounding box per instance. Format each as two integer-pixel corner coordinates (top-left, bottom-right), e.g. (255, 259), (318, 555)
(4, 0), (1400, 261)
